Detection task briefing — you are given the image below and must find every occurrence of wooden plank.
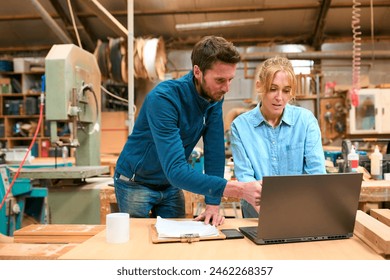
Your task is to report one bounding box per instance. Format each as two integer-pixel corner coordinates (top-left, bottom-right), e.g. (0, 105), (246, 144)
(359, 180), (390, 212)
(14, 235), (91, 244)
(354, 210), (390, 255)
(0, 233), (14, 243)
(0, 243), (76, 260)
(85, 0), (128, 37)
(376, 83), (390, 88)
(358, 202), (382, 213)
(360, 180), (390, 202)
(183, 190), (195, 218)
(370, 209), (390, 227)
(13, 224), (105, 244)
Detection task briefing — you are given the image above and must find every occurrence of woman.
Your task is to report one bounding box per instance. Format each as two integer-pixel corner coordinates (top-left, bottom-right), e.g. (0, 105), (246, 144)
(230, 56), (326, 218)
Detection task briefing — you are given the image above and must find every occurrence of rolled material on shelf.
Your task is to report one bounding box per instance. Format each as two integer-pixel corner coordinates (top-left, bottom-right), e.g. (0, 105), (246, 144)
(94, 37), (167, 83)
(142, 37), (167, 82)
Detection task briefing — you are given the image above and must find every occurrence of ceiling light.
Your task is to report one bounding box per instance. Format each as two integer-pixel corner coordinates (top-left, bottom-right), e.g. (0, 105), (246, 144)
(175, 17), (264, 32)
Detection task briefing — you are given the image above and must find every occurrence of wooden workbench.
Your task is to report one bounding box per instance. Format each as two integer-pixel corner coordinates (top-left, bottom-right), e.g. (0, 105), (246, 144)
(58, 218), (384, 260)
(359, 180), (390, 211)
(2, 212), (389, 260)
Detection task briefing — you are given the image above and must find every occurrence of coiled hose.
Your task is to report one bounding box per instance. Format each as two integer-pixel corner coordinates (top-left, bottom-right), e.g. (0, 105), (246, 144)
(351, 0), (362, 107)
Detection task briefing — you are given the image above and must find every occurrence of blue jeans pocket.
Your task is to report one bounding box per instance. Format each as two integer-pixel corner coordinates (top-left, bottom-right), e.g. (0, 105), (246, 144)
(114, 173), (185, 218)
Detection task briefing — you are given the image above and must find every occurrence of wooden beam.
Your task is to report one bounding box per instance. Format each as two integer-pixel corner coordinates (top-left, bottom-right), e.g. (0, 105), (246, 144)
(83, 0), (127, 38)
(13, 224), (105, 244)
(370, 209), (390, 227)
(0, 45), (52, 54)
(49, 0), (96, 51)
(311, 0), (332, 50)
(30, 0), (73, 44)
(354, 210), (390, 256)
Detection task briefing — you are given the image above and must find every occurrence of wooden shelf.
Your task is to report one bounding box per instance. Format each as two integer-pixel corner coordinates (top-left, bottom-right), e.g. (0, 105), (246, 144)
(0, 70), (54, 157)
(295, 95), (318, 100)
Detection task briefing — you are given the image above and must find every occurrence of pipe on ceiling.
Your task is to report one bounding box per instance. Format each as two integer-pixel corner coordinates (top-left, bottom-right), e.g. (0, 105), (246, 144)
(241, 50), (390, 61)
(175, 18), (264, 32)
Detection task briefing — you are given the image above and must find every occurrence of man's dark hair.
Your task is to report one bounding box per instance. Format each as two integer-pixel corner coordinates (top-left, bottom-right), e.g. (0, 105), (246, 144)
(191, 36), (241, 73)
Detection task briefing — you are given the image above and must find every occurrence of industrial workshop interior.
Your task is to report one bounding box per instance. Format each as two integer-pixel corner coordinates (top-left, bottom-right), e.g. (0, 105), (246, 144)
(0, 0), (390, 262)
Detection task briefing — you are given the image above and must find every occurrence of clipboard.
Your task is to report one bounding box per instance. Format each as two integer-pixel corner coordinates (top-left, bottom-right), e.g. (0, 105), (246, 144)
(150, 224), (226, 244)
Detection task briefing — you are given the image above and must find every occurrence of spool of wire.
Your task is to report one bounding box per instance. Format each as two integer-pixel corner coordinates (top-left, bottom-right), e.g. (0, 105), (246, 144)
(351, 0), (362, 107)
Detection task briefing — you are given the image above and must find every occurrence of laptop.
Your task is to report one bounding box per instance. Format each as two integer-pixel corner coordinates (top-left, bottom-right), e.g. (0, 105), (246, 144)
(239, 173), (363, 245)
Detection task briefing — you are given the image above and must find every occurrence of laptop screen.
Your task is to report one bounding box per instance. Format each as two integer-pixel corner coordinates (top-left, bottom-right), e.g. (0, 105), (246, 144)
(240, 173), (363, 245)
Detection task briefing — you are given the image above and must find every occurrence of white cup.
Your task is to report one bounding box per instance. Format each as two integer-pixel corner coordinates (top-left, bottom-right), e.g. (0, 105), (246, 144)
(384, 173), (390, 181)
(106, 213), (130, 243)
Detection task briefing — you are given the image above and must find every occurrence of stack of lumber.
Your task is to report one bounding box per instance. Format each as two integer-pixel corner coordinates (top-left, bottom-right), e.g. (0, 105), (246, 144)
(13, 224), (105, 243)
(354, 209), (390, 257)
(0, 224), (104, 259)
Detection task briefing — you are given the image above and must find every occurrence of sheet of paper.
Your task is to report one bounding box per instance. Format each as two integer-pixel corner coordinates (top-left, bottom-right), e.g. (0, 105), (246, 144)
(155, 216), (219, 238)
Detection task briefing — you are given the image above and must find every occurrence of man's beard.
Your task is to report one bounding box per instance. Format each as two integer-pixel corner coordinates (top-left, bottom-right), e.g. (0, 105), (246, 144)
(199, 77), (215, 102)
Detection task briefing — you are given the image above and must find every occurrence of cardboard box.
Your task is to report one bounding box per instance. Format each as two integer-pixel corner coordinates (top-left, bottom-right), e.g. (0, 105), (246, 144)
(0, 78), (11, 93)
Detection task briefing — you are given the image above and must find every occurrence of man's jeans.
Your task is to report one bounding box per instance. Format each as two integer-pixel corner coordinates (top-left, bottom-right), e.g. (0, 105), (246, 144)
(114, 172), (185, 218)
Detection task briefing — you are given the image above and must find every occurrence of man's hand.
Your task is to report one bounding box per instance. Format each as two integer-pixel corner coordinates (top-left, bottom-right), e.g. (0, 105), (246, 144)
(194, 204), (225, 226)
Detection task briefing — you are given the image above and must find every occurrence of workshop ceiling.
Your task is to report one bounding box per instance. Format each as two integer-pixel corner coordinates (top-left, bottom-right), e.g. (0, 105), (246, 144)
(0, 0), (389, 55)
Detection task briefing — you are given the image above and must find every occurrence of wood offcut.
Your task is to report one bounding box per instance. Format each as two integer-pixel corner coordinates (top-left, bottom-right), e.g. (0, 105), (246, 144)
(354, 210), (390, 257)
(13, 224), (105, 244)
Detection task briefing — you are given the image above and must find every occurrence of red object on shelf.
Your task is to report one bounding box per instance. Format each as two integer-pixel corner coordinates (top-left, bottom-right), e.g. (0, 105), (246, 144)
(41, 140), (50, 157)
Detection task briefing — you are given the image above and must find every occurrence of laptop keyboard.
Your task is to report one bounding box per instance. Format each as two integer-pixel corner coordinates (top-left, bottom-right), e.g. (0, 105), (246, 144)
(244, 227), (258, 238)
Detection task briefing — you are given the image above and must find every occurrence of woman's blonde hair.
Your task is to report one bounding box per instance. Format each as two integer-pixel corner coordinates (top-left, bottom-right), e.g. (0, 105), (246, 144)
(256, 56), (297, 100)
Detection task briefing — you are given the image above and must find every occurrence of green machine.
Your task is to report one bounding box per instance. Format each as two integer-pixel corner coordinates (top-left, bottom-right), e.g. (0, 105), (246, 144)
(45, 44), (102, 166)
(2, 45), (110, 228)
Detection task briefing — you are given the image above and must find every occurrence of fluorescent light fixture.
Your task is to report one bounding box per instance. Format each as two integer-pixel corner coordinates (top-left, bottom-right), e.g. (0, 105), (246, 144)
(175, 17), (264, 32)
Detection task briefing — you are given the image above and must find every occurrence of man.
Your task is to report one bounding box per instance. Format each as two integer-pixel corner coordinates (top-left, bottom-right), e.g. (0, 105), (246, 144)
(114, 36), (261, 225)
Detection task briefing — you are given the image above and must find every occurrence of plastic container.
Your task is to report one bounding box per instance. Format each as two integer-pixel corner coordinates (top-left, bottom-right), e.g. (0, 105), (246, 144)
(370, 145), (383, 180)
(62, 146), (68, 164)
(347, 145), (359, 173)
(3, 148), (34, 163)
